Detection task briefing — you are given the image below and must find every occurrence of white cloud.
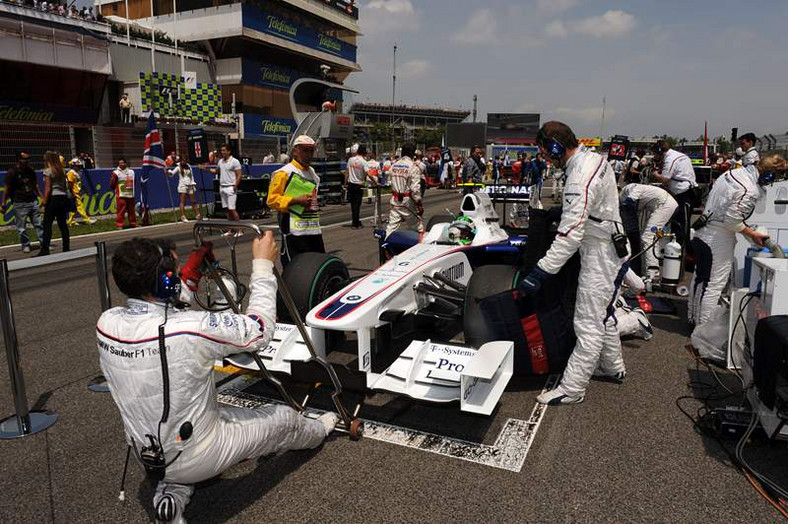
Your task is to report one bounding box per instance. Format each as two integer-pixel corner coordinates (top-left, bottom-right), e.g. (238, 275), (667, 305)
(544, 20), (568, 38)
(360, 0), (419, 35)
(399, 59), (430, 78)
(451, 8), (498, 45)
(575, 10), (636, 38)
(365, 0), (414, 14)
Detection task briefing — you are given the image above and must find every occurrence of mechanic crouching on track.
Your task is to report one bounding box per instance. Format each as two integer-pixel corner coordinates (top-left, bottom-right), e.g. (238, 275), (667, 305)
(518, 121), (628, 405)
(267, 135), (325, 265)
(97, 233), (337, 523)
(385, 142), (424, 238)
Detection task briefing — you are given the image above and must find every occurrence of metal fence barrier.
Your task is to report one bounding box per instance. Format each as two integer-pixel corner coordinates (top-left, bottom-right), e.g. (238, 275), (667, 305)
(0, 241), (111, 439)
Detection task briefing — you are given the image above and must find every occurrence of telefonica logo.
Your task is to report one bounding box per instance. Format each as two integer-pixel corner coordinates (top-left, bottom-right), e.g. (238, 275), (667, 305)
(262, 120), (293, 134)
(267, 16), (298, 37)
(261, 67), (291, 86)
(0, 106), (55, 122)
(318, 34), (342, 52)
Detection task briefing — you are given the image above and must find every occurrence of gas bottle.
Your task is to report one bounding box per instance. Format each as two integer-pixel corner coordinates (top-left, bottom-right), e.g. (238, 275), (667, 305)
(661, 239), (683, 284)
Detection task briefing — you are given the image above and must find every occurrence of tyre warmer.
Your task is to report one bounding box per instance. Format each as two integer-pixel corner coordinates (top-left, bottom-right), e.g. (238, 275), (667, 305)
(477, 207), (579, 376)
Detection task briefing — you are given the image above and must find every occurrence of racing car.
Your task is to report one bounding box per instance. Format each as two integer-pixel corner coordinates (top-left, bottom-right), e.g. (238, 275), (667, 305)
(221, 192), (531, 415)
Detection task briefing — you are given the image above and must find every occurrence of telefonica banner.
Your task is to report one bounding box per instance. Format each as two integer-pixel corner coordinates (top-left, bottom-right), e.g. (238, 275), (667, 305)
(242, 60), (305, 91)
(242, 5), (357, 63)
(243, 114), (298, 137)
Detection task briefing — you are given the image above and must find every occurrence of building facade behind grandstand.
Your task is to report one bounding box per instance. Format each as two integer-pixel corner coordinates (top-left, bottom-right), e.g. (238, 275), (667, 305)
(0, 0), (361, 168)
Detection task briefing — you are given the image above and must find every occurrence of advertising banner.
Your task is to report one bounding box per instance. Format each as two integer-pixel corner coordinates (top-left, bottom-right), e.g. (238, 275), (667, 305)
(243, 114), (298, 138)
(242, 4), (358, 63)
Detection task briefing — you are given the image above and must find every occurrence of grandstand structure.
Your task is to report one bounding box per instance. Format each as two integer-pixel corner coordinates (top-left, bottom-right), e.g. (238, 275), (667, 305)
(351, 102), (470, 130)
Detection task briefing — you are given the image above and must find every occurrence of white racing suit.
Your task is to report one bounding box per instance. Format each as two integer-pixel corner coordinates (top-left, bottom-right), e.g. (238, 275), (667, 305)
(620, 183), (678, 275)
(96, 260), (328, 522)
(385, 155), (423, 237)
(614, 269), (652, 339)
(537, 149), (627, 397)
(689, 168), (763, 325)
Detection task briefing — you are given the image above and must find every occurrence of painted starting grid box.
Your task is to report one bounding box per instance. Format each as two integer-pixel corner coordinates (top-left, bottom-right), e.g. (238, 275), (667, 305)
(139, 72), (222, 121)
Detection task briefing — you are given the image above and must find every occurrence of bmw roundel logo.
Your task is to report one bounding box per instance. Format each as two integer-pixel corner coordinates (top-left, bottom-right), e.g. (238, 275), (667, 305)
(346, 295), (362, 302)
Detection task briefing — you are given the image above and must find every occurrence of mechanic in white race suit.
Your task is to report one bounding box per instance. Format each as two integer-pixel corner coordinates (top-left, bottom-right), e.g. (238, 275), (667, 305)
(97, 233), (337, 523)
(619, 179), (678, 280)
(519, 121), (628, 405)
(385, 142), (423, 238)
(614, 268), (653, 341)
(688, 155), (785, 326)
(651, 140), (697, 244)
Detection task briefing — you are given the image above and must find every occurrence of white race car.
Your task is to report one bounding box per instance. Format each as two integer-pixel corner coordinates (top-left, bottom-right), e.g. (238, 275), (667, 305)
(225, 193), (527, 415)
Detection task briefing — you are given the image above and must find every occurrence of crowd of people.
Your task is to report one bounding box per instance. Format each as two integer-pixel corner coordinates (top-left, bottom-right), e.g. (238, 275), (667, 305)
(2, 0), (98, 21)
(2, 151), (98, 256)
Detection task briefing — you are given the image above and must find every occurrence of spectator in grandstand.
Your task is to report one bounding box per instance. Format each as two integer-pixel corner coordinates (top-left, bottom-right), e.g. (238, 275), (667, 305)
(167, 160), (201, 222)
(119, 93), (133, 124)
(37, 151), (71, 256)
(262, 151), (275, 164)
(277, 148), (290, 164)
(111, 158), (137, 229)
(66, 158), (96, 226)
(2, 151), (44, 254)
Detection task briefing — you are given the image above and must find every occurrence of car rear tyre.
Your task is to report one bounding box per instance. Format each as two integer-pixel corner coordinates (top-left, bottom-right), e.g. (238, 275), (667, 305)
(463, 265), (520, 346)
(278, 253), (350, 322)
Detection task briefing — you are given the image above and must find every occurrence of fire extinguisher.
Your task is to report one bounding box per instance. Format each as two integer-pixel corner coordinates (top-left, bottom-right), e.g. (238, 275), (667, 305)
(661, 237), (683, 285)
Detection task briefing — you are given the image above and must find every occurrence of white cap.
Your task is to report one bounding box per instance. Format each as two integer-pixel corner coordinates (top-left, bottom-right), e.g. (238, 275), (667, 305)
(292, 135), (316, 148)
(350, 143), (359, 154)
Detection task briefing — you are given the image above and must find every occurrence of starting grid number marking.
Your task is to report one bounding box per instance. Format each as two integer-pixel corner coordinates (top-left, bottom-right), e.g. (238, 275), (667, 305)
(216, 374), (558, 473)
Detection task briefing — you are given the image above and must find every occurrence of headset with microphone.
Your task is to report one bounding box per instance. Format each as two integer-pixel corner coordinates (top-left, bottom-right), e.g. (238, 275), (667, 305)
(537, 132), (567, 162)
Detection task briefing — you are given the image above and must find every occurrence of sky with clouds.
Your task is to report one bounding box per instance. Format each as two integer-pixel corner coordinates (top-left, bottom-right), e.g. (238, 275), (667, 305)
(348, 0), (788, 140)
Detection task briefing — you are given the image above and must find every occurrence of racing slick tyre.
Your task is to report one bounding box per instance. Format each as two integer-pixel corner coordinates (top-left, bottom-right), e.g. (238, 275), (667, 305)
(426, 214), (452, 232)
(278, 253), (350, 322)
(463, 265), (520, 347)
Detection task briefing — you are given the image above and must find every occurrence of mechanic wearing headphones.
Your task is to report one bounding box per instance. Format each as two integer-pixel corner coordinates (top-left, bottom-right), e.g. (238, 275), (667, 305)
(688, 155), (784, 326)
(267, 135), (324, 265)
(519, 121), (628, 405)
(97, 233), (337, 523)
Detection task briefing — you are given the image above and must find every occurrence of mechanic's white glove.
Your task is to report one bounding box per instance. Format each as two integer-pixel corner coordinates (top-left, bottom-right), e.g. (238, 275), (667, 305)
(317, 412), (339, 436)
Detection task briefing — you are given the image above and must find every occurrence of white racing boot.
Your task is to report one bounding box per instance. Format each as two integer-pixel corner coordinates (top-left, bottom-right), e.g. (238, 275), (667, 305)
(592, 367), (627, 383)
(317, 412), (340, 436)
(536, 386), (584, 406)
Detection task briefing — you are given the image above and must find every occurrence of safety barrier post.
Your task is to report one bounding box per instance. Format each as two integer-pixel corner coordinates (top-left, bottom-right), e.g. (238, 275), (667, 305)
(89, 242), (112, 393)
(0, 259), (59, 439)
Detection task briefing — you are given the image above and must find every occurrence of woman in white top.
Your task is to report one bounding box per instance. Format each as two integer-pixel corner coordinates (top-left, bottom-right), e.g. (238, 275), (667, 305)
(167, 160), (201, 222)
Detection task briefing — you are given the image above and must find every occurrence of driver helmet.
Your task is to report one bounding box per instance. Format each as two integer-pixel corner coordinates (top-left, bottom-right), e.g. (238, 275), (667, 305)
(448, 215), (476, 245)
